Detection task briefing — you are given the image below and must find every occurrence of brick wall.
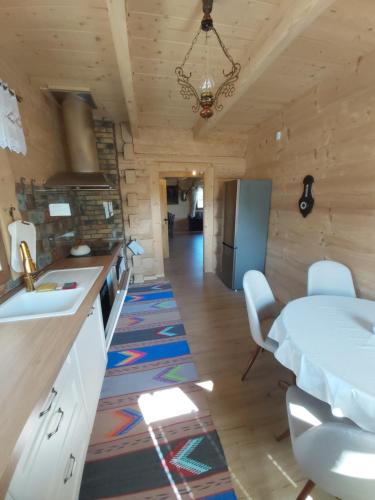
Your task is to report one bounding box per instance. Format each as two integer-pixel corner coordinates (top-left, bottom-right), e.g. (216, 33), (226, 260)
(76, 120), (124, 241)
(16, 180), (81, 270)
(0, 181), (81, 296)
(1, 120), (125, 298)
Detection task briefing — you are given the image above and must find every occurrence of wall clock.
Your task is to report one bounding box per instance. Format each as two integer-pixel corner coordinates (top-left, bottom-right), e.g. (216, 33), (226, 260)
(299, 175), (315, 218)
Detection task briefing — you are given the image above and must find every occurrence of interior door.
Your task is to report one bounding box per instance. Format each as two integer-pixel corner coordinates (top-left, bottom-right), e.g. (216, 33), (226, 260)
(159, 178), (169, 258)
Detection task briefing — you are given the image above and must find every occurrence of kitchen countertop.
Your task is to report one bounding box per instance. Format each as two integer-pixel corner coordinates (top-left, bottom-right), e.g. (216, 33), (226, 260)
(0, 243), (123, 495)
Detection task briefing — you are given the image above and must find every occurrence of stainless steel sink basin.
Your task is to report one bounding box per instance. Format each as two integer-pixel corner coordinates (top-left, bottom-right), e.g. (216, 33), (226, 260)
(0, 267), (103, 323)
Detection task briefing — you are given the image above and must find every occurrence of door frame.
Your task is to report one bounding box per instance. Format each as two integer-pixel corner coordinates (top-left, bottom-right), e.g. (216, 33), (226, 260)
(150, 162), (214, 277)
(159, 178), (169, 259)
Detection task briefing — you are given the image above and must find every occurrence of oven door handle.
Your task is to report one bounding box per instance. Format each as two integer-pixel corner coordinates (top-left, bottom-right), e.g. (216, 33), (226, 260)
(117, 271), (128, 292)
(116, 256), (126, 284)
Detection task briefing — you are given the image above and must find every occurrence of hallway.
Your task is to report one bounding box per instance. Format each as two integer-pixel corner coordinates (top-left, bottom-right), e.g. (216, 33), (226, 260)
(80, 276), (235, 499)
(164, 234), (332, 500)
(167, 232), (204, 281)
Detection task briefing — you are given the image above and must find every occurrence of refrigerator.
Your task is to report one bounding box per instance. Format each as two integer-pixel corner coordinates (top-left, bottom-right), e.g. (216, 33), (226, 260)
(220, 179), (272, 290)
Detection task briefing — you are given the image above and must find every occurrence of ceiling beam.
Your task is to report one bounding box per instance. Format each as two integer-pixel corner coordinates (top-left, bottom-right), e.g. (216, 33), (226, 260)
(193, 0), (336, 138)
(107, 0), (138, 137)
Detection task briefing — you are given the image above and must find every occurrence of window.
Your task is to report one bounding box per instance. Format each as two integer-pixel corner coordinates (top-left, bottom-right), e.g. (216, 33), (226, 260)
(196, 186), (204, 209)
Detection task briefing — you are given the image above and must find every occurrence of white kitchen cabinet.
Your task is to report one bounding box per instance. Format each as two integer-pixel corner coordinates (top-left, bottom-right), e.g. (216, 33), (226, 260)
(51, 385), (89, 500)
(9, 353), (85, 500)
(8, 294), (107, 500)
(74, 295), (107, 427)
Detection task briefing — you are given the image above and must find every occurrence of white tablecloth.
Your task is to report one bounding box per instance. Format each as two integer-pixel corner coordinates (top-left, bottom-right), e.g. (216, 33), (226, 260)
(269, 295), (375, 432)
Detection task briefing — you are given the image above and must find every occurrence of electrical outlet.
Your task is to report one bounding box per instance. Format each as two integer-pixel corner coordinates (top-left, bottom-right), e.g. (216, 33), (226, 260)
(103, 201), (114, 219)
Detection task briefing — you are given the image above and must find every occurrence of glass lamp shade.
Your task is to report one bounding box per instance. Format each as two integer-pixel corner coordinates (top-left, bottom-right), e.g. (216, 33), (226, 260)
(199, 71), (215, 119)
(175, 8), (241, 120)
(200, 75), (215, 94)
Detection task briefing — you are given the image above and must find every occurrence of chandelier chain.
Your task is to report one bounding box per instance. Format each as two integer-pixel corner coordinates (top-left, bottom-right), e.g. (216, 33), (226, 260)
(180, 26), (236, 70)
(180, 28), (202, 69)
(211, 27), (236, 68)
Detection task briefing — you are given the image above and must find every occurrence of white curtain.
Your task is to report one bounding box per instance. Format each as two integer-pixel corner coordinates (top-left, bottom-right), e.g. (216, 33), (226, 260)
(0, 82), (27, 155)
(190, 186), (198, 218)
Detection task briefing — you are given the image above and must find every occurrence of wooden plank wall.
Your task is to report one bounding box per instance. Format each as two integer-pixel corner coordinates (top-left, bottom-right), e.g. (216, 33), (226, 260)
(0, 59), (67, 183)
(118, 126), (247, 281)
(246, 50), (375, 303)
(0, 56), (67, 290)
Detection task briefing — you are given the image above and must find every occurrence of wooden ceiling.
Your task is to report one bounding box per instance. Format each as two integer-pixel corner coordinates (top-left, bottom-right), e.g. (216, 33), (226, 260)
(126, 0), (281, 132)
(1, 0), (375, 136)
(220, 0), (375, 133)
(0, 0), (127, 123)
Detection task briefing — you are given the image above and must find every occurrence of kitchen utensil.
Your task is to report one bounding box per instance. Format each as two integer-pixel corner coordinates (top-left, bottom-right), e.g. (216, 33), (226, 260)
(8, 220), (37, 272)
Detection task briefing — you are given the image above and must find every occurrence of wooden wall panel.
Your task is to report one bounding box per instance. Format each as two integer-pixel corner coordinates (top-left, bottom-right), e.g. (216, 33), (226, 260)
(0, 56), (68, 292)
(246, 50), (375, 302)
(0, 0), (127, 124)
(0, 57), (67, 177)
(2, 0), (375, 133)
(118, 127), (247, 280)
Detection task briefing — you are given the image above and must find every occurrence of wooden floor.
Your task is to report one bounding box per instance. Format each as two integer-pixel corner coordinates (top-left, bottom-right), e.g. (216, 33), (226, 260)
(165, 233), (333, 500)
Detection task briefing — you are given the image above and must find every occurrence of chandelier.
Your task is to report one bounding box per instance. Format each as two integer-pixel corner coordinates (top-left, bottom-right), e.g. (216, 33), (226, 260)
(175, 0), (241, 120)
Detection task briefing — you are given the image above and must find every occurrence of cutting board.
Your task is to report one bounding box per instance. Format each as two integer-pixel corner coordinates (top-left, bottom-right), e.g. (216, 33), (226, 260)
(8, 220), (37, 272)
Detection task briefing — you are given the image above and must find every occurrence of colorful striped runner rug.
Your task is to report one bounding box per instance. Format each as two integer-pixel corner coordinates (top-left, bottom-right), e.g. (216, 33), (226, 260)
(80, 280), (236, 500)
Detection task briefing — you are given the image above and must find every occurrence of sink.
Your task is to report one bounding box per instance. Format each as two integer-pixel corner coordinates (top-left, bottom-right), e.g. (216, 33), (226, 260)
(0, 266), (103, 323)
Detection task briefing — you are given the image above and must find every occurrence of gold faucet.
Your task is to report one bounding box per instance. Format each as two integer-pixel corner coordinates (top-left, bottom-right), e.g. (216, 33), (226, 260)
(19, 240), (37, 292)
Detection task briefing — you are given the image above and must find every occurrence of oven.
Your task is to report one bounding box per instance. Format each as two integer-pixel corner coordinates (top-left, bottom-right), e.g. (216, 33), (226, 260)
(70, 241), (130, 349)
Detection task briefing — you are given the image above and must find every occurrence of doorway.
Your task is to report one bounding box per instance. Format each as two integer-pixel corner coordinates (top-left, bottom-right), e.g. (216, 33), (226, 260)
(159, 175), (204, 276)
(150, 163), (214, 278)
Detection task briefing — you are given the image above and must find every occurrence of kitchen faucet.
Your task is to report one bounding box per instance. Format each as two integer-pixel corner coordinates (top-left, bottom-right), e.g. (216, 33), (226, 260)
(19, 240), (37, 292)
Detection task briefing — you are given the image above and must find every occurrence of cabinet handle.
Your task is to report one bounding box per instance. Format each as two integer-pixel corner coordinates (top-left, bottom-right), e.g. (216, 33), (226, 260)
(47, 408), (64, 439)
(87, 306), (95, 317)
(39, 388), (57, 418)
(63, 454), (76, 484)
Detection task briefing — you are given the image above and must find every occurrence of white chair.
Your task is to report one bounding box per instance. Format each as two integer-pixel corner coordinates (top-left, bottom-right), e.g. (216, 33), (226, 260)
(241, 270), (280, 381)
(307, 260), (356, 297)
(287, 385), (375, 500)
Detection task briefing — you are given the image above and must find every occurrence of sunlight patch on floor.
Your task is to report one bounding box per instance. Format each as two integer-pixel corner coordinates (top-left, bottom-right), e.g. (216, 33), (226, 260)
(147, 424), (184, 499)
(228, 466), (254, 500)
(138, 387), (198, 425)
(195, 380), (214, 391)
(267, 454), (298, 488)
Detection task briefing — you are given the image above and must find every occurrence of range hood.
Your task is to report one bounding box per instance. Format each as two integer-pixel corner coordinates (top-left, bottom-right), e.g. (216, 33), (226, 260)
(45, 92), (114, 190)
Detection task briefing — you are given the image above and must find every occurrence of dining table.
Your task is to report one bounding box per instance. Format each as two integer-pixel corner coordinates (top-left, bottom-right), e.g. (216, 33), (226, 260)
(268, 295), (375, 433)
